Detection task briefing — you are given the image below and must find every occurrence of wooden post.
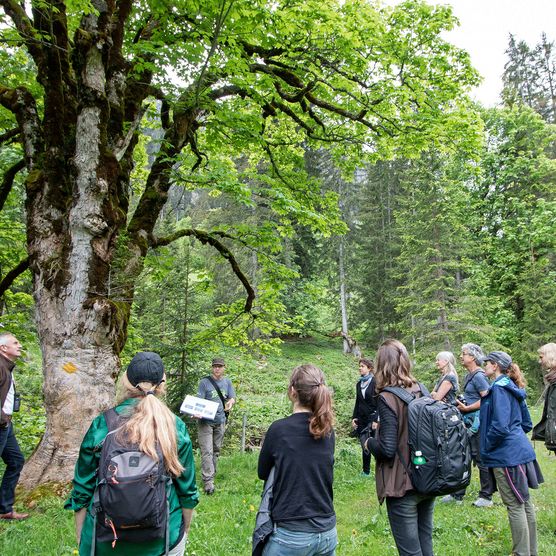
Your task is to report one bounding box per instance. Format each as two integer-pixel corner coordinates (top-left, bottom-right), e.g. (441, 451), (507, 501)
(241, 413), (247, 453)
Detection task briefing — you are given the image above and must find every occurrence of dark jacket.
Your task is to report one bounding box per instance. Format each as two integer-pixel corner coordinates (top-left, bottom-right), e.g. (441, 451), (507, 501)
(352, 376), (378, 433)
(479, 375), (535, 468)
(532, 381), (556, 452)
(252, 467), (275, 556)
(369, 383), (422, 501)
(0, 354), (15, 425)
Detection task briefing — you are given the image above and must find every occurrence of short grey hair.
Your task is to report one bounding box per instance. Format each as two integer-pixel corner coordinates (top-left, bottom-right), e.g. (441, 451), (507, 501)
(461, 343), (484, 365)
(0, 332), (15, 346)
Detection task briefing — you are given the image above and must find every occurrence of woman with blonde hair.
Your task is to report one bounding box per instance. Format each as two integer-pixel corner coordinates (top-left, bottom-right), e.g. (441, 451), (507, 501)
(532, 342), (556, 453)
(66, 352), (199, 556)
(364, 339), (435, 556)
(257, 364), (337, 555)
(431, 351), (459, 405)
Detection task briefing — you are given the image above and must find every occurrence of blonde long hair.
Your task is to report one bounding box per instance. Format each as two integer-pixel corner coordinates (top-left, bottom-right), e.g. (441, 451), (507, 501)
(117, 373), (184, 477)
(436, 351), (459, 388)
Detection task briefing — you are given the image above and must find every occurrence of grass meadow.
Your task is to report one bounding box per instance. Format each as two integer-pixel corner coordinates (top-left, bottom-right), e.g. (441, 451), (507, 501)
(1, 337), (555, 555)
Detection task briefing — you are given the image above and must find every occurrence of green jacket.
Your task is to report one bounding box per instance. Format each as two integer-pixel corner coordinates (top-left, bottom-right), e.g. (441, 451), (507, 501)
(65, 398), (199, 555)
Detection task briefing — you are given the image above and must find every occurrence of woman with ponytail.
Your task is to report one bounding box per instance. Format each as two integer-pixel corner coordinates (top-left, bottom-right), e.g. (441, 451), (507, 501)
(257, 364), (337, 555)
(66, 352), (199, 556)
(481, 351), (543, 556)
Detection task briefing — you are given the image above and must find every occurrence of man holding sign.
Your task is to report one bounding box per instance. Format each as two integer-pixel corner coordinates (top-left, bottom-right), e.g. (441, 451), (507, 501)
(196, 358), (236, 495)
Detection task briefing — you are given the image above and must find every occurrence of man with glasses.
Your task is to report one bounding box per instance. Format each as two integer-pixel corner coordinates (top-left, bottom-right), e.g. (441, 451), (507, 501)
(441, 343), (496, 507)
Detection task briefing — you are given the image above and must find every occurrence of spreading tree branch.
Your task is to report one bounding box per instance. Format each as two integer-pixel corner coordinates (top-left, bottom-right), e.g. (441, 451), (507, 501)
(0, 257), (29, 297)
(0, 159), (25, 211)
(0, 85), (43, 166)
(151, 229), (255, 312)
(115, 103), (149, 162)
(0, 127), (20, 145)
(112, 0), (134, 54)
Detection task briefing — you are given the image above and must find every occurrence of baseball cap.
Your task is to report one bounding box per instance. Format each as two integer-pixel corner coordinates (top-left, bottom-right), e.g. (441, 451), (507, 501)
(484, 351), (512, 371)
(126, 352), (164, 386)
(212, 357), (226, 367)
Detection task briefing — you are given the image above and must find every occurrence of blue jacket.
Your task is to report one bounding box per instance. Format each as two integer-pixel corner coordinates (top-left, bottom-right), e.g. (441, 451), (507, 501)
(479, 375), (535, 467)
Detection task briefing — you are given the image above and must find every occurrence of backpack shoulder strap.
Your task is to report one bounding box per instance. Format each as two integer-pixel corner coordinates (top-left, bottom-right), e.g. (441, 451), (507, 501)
(206, 375), (227, 407)
(103, 408), (121, 432)
(418, 382), (431, 397)
(382, 386), (415, 405)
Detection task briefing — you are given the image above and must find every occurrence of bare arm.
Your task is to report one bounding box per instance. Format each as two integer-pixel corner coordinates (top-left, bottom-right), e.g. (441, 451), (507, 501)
(182, 508), (194, 534)
(74, 508), (87, 545)
(431, 380), (452, 401)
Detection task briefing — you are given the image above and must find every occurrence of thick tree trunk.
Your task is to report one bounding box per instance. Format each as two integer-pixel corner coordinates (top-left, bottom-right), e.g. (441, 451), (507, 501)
(21, 104), (129, 485)
(18, 15), (133, 484)
(21, 341), (118, 485)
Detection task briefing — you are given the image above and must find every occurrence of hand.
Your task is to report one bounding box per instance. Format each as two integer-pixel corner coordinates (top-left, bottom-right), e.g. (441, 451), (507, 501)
(351, 418), (358, 429)
(225, 399), (235, 411)
(371, 421), (378, 431)
(456, 400), (467, 413)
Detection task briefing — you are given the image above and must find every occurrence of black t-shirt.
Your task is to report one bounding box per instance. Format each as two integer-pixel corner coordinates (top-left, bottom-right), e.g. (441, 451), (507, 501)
(258, 412), (335, 530)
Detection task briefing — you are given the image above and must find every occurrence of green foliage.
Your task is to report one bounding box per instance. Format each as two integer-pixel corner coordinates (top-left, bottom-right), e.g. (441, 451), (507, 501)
(502, 33), (556, 123)
(472, 106), (556, 382)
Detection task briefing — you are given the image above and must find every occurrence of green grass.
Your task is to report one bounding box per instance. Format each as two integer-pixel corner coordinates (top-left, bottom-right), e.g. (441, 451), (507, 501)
(1, 337), (555, 554)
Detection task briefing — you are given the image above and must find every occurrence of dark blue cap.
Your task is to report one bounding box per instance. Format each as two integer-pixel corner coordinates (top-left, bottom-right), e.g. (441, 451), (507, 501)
(484, 351), (512, 371)
(127, 352), (164, 386)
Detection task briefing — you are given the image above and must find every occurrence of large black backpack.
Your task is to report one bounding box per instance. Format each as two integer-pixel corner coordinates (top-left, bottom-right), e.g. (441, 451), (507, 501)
(383, 385), (472, 497)
(91, 408), (171, 555)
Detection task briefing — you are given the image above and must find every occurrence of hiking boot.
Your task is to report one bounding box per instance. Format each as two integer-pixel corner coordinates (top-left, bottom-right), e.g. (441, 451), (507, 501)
(204, 486), (215, 495)
(0, 511), (29, 520)
(360, 471), (372, 478)
(473, 497), (493, 508)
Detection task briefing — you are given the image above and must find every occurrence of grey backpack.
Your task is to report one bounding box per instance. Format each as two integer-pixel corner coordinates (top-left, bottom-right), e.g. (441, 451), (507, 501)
(91, 408), (170, 554)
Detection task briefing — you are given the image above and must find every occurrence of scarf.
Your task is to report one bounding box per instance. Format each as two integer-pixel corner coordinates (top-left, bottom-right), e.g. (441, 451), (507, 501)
(545, 367), (556, 385)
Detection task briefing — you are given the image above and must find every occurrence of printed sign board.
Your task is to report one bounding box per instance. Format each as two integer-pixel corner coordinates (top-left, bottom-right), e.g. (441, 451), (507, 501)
(180, 395), (219, 420)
